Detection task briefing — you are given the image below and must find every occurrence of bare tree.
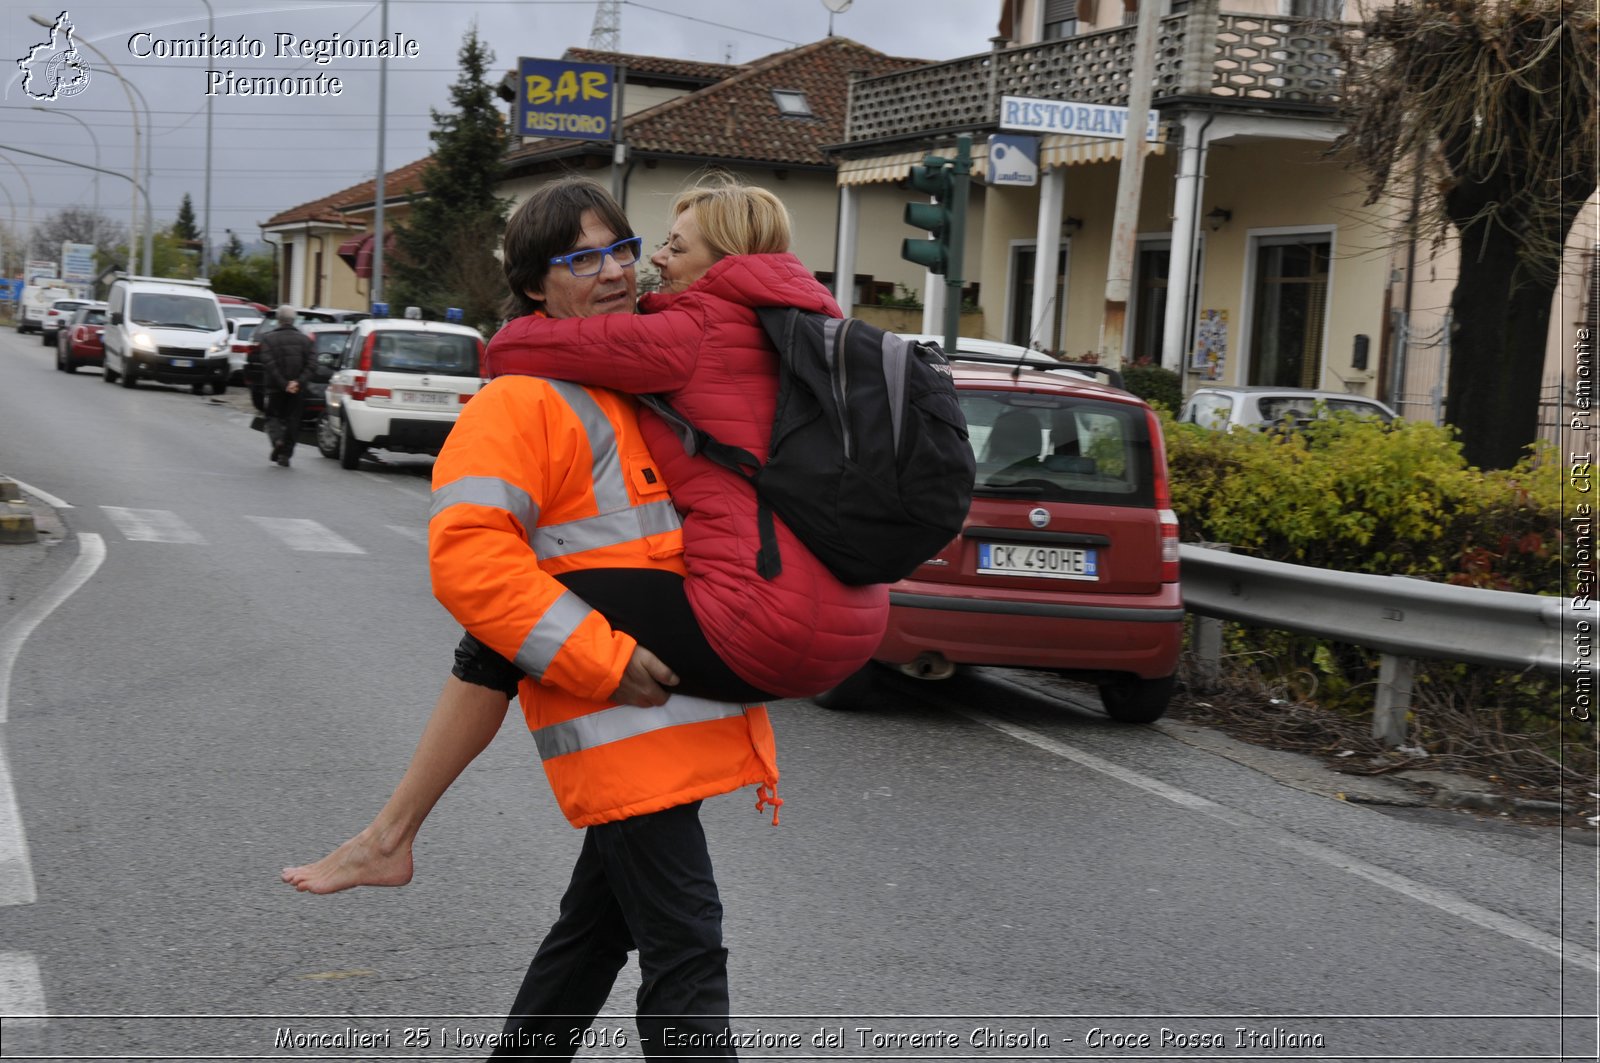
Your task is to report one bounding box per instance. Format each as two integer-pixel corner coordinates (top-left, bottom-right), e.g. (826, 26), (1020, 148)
(29, 206), (128, 263)
(1337, 0), (1598, 468)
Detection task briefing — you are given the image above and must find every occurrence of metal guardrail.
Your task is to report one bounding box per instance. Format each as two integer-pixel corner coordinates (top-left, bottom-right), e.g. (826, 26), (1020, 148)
(1178, 544), (1569, 744)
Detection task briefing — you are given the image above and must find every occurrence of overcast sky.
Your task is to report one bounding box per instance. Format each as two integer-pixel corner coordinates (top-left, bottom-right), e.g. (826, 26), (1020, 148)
(3, 1), (1001, 257)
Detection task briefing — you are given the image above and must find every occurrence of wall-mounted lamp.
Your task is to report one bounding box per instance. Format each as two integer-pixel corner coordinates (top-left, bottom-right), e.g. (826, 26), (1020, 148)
(1062, 216), (1083, 236)
(1205, 207), (1232, 232)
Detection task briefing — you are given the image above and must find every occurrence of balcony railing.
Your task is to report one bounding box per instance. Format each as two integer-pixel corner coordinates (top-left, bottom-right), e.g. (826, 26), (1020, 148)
(843, 12), (1352, 147)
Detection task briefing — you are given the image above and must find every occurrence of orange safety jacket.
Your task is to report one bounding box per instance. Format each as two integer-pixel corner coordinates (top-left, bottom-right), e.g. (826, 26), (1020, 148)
(429, 375), (780, 828)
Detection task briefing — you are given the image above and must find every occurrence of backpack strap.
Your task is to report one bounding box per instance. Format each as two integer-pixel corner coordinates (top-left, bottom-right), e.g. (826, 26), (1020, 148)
(637, 394), (785, 581)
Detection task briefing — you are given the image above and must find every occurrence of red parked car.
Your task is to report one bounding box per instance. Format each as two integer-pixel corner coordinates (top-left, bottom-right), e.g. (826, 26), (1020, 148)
(55, 302), (109, 373)
(217, 294), (272, 316)
(816, 342), (1183, 723)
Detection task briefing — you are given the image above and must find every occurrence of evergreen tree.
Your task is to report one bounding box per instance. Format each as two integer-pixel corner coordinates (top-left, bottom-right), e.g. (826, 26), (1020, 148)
(387, 25), (510, 334)
(221, 230), (246, 263)
(174, 193), (200, 242)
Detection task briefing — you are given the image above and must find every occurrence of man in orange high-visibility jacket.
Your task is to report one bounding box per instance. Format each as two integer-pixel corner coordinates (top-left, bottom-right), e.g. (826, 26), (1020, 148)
(431, 179), (777, 1060)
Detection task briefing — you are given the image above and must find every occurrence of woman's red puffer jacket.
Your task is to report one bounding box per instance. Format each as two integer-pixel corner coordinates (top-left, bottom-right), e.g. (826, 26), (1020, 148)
(485, 253), (888, 698)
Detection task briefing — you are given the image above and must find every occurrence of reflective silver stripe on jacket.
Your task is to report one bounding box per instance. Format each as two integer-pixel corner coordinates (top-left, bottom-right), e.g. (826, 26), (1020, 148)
(429, 475), (538, 529)
(531, 695), (753, 760)
(514, 590), (592, 679)
(532, 499), (681, 559)
(528, 381), (682, 557)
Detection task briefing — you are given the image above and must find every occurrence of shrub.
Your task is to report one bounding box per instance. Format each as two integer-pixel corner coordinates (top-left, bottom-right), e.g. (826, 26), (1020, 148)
(1163, 413), (1560, 594)
(1122, 364), (1184, 414)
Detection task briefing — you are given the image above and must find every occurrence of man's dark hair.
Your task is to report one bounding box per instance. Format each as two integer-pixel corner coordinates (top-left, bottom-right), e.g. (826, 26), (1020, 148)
(501, 177), (635, 320)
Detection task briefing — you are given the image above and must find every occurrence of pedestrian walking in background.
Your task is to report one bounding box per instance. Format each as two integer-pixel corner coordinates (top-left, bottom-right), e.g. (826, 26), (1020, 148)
(258, 305), (313, 467)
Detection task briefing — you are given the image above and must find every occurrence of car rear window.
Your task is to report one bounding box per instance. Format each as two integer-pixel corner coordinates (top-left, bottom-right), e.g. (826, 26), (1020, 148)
(82, 308), (107, 325)
(369, 331), (479, 375)
(311, 331), (351, 356)
(962, 389), (1155, 507)
(1181, 392), (1234, 429)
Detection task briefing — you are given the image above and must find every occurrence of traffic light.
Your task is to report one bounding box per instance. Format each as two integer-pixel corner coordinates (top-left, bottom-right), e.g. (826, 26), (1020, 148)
(901, 154), (954, 275)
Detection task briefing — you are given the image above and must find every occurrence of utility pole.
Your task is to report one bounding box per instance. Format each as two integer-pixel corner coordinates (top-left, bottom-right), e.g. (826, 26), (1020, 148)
(1097, 0), (1162, 369)
(371, 0), (389, 308)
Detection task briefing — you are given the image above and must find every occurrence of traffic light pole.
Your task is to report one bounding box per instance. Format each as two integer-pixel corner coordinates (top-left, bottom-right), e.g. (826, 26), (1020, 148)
(940, 135), (971, 354)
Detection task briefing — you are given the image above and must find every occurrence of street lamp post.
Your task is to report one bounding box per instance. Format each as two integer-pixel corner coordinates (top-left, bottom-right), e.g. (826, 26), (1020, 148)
(0, 154), (36, 270)
(31, 105), (100, 257)
(30, 13), (153, 275)
(197, 0), (213, 273)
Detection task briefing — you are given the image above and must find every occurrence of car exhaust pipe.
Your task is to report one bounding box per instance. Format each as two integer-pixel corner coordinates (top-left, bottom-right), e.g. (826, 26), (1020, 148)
(900, 652), (955, 681)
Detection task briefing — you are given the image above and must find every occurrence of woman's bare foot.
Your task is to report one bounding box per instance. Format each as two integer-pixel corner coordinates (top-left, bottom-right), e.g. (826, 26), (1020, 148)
(281, 826), (414, 894)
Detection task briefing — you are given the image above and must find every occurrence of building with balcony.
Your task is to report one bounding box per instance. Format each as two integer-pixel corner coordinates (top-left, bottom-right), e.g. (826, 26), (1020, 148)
(829, 0), (1592, 439)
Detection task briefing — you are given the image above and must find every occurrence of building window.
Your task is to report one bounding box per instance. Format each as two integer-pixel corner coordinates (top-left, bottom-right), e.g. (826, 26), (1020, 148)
(1288, 0), (1343, 18)
(1248, 236), (1331, 388)
(771, 90), (812, 117)
(1130, 243), (1170, 366)
(1044, 0), (1077, 38)
(1008, 244), (1068, 351)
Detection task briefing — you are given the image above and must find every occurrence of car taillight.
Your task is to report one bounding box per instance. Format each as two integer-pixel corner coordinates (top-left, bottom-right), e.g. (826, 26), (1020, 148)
(1148, 409), (1180, 584)
(349, 372), (369, 401)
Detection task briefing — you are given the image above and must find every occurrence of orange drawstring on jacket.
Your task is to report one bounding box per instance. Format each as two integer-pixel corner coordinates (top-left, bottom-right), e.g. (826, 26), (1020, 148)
(756, 783), (783, 826)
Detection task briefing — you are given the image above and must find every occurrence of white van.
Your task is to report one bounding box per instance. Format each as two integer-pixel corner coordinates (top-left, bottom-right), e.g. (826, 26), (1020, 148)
(18, 282), (71, 334)
(102, 275), (231, 394)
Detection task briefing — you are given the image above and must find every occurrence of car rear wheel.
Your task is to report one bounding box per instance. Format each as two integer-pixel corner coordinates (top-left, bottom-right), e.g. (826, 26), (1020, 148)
(338, 415), (367, 470)
(212, 380), (228, 395)
(56, 345), (69, 372)
(191, 382), (207, 395)
(40, 331), (53, 347)
(810, 662), (884, 711)
(1097, 674), (1176, 724)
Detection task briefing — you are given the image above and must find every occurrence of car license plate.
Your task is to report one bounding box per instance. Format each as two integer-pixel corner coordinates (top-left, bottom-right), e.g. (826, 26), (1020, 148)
(171, 358), (194, 368)
(397, 390), (451, 406)
(977, 542), (1098, 581)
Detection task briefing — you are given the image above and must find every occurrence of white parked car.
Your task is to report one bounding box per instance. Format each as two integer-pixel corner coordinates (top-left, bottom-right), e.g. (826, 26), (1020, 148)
(317, 316), (485, 469)
(1179, 385), (1397, 432)
(101, 275), (230, 394)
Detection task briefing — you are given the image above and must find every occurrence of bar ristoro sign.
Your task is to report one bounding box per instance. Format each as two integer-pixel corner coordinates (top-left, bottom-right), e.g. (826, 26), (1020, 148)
(515, 58), (614, 142)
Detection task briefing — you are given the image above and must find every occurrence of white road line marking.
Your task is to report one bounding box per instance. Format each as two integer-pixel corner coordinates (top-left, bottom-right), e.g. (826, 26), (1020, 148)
(0, 533), (106, 727)
(947, 701), (1600, 974)
(0, 752), (35, 908)
(100, 507), (204, 544)
(385, 524), (427, 543)
(0, 952), (46, 1026)
(0, 532), (105, 918)
(6, 480), (70, 510)
(245, 516), (365, 554)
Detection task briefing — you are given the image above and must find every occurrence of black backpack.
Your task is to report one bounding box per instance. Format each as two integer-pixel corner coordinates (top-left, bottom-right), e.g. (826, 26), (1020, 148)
(644, 307), (976, 586)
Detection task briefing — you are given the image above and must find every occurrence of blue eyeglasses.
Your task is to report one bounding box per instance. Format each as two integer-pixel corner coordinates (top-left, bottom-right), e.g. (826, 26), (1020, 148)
(549, 236), (644, 278)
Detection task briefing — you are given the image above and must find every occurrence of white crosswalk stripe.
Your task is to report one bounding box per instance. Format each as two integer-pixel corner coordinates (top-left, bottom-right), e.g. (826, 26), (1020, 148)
(243, 516), (366, 554)
(99, 507), (205, 544)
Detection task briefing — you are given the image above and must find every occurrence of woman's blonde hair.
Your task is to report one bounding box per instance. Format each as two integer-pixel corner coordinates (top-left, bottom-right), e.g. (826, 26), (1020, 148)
(670, 176), (791, 258)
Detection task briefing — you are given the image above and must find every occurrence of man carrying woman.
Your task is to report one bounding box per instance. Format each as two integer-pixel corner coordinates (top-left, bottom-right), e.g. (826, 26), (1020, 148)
(285, 176), (886, 1059)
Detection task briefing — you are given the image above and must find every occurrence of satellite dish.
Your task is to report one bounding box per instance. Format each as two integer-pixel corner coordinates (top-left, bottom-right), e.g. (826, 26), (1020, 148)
(821, 0), (851, 35)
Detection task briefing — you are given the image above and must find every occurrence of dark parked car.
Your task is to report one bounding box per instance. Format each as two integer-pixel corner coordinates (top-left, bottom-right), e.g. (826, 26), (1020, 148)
(244, 322), (350, 430)
(816, 343), (1184, 723)
(56, 303), (108, 372)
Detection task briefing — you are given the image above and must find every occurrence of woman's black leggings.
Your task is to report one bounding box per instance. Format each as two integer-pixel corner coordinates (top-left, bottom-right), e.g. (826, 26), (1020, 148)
(451, 568), (773, 703)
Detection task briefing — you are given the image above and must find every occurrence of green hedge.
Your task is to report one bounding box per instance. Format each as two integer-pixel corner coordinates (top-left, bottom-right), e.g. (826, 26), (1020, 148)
(1163, 413), (1561, 595)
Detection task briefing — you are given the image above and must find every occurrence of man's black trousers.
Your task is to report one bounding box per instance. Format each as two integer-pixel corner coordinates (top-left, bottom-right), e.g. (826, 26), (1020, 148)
(491, 800), (737, 1061)
(264, 390), (304, 460)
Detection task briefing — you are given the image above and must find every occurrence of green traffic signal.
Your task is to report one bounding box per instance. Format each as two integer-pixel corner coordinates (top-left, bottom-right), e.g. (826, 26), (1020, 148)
(901, 237), (947, 272)
(902, 158), (954, 275)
